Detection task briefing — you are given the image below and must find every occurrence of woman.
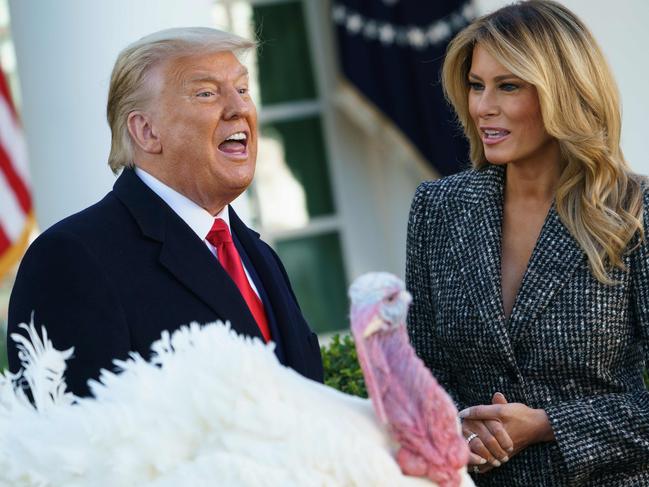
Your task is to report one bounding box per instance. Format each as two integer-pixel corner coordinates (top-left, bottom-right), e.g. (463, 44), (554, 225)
(406, 1), (649, 485)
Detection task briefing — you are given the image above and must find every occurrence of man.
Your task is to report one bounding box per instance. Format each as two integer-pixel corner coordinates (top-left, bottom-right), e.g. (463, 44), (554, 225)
(7, 27), (324, 397)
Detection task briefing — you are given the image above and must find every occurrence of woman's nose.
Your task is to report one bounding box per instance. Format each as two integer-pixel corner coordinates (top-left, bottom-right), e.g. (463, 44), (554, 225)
(476, 89), (500, 118)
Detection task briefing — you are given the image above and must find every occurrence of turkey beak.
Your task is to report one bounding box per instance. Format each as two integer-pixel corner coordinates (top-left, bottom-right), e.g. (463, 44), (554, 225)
(363, 316), (386, 338)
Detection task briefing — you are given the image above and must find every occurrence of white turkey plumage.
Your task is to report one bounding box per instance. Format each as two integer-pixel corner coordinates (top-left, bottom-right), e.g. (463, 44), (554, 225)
(0, 273), (474, 487)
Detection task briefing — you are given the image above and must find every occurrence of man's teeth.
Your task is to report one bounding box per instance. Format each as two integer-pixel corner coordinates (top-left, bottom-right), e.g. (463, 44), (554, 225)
(225, 132), (247, 142)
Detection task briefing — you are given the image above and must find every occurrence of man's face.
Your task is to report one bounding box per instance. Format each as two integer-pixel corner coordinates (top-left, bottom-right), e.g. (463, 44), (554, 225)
(149, 50), (258, 214)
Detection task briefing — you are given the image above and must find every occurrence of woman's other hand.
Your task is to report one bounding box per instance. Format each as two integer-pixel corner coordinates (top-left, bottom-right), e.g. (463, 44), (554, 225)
(460, 392), (555, 465)
(462, 392), (514, 473)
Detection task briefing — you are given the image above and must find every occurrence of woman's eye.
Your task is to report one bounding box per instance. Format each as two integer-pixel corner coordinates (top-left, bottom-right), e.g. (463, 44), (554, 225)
(468, 82), (484, 91)
(500, 83), (518, 92)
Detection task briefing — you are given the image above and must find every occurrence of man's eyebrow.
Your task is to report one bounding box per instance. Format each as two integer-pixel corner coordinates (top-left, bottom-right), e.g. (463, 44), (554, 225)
(186, 75), (219, 84)
(186, 67), (249, 85)
(468, 73), (520, 82)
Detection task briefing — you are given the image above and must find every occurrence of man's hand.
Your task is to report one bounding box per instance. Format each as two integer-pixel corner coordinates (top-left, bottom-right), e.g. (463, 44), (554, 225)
(460, 392), (555, 470)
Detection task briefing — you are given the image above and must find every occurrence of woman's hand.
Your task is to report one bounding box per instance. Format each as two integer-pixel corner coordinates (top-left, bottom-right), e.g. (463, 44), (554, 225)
(460, 392), (555, 466)
(462, 392), (513, 474)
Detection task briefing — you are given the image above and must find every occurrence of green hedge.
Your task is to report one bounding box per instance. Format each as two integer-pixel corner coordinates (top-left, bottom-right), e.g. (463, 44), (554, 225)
(321, 334), (367, 398)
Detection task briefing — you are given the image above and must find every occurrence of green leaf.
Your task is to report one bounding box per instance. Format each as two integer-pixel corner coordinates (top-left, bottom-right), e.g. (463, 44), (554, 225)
(321, 334), (367, 398)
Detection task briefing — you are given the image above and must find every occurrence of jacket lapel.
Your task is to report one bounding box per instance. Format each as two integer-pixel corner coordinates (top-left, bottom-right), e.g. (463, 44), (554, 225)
(229, 207), (310, 372)
(444, 164), (585, 355)
(444, 165), (519, 369)
(113, 170), (264, 340)
(507, 204), (584, 343)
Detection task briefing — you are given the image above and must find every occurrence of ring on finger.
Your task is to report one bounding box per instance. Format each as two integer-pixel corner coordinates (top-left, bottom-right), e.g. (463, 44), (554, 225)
(466, 432), (479, 444)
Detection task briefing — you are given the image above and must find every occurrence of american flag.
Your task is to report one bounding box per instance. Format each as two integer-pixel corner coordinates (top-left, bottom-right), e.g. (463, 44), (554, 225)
(0, 67), (32, 280)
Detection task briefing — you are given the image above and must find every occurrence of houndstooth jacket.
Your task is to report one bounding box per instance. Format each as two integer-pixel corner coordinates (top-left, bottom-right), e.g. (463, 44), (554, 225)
(406, 164), (649, 486)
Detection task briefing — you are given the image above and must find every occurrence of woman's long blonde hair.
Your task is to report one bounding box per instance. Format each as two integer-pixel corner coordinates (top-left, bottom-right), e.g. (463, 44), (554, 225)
(442, 0), (644, 284)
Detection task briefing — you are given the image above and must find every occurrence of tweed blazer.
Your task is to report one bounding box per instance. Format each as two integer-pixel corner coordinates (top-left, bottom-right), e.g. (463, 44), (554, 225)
(406, 164), (649, 486)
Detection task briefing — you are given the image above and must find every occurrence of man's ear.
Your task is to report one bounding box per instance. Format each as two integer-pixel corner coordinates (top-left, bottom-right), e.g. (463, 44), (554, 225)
(127, 111), (162, 154)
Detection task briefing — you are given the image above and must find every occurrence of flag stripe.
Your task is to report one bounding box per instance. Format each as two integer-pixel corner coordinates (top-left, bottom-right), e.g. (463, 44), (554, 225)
(0, 65), (31, 280)
(0, 224), (9, 253)
(0, 142), (30, 213)
(0, 65), (16, 118)
(0, 164), (26, 241)
(0, 97), (30, 184)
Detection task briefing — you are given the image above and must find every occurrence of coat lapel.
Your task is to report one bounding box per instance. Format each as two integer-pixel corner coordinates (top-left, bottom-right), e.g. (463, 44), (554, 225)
(113, 170), (264, 340)
(229, 207), (310, 373)
(444, 165), (518, 369)
(157, 217), (265, 340)
(507, 204), (584, 343)
(444, 164), (585, 355)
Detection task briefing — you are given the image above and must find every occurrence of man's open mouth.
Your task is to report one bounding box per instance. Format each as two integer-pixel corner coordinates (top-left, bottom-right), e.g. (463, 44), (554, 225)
(218, 131), (248, 155)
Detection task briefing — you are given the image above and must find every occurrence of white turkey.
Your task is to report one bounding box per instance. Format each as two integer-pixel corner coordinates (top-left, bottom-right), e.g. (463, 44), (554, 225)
(0, 272), (473, 487)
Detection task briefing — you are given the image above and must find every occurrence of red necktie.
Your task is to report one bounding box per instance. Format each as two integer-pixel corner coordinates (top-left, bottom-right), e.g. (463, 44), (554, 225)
(206, 218), (271, 342)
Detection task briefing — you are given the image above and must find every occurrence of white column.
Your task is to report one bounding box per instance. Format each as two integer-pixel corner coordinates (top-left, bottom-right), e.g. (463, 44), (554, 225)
(9, 0), (214, 230)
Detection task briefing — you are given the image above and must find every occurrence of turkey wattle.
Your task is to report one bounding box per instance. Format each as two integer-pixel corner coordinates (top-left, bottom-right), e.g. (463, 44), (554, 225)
(350, 272), (469, 487)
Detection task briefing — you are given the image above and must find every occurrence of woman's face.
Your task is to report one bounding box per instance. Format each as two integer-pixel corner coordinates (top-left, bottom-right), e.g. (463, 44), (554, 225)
(468, 44), (558, 168)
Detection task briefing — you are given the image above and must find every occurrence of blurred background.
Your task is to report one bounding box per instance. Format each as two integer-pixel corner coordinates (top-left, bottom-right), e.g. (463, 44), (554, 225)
(0, 0), (647, 369)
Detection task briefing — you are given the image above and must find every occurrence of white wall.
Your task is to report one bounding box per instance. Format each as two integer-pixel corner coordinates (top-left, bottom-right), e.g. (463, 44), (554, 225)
(476, 0), (649, 175)
(9, 0), (214, 231)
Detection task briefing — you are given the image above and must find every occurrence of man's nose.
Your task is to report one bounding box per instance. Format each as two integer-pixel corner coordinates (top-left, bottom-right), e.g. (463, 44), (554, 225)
(222, 88), (251, 120)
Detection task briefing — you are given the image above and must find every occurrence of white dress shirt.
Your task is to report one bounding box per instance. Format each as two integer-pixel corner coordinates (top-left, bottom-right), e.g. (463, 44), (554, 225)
(135, 167), (260, 297)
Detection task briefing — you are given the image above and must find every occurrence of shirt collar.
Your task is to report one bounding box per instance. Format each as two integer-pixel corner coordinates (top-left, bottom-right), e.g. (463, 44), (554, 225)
(135, 167), (230, 240)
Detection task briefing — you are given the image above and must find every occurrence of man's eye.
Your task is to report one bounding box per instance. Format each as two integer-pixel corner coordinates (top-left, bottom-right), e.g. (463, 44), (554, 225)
(237, 87), (249, 95)
(197, 91), (214, 98)
(468, 82), (484, 91)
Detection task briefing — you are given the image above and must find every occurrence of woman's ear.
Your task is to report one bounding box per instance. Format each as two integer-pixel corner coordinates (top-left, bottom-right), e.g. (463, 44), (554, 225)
(127, 111), (162, 154)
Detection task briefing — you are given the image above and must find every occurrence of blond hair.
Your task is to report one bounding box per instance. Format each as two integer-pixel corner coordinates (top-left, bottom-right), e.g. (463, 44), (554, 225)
(107, 27), (255, 173)
(442, 0), (644, 284)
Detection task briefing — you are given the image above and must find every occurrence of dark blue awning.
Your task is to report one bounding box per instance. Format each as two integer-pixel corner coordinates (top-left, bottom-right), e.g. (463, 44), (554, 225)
(332, 1), (475, 175)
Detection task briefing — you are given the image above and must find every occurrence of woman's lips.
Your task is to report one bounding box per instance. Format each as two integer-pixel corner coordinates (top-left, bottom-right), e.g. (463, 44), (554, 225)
(481, 128), (511, 145)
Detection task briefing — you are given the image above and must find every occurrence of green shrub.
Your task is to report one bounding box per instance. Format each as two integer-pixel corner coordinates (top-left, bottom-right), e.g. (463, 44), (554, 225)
(321, 333), (367, 398)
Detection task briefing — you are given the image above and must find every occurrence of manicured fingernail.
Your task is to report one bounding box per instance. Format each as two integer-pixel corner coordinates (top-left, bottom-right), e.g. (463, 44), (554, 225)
(501, 456), (509, 463)
(492, 460), (501, 467)
(507, 447), (514, 453)
(479, 458), (487, 465)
